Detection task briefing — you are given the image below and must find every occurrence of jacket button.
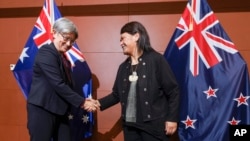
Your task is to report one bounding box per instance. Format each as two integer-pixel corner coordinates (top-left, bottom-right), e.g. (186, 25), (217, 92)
(144, 88), (147, 91)
(147, 115), (151, 118)
(145, 101), (148, 105)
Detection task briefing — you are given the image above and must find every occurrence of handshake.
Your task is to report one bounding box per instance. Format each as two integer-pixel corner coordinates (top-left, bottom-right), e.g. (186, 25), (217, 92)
(81, 98), (101, 112)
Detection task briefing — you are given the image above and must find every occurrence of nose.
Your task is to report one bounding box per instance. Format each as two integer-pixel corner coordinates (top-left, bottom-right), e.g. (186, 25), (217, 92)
(120, 41), (124, 47)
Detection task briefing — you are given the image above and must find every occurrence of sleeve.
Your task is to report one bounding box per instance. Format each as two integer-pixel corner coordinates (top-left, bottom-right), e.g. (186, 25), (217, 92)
(159, 55), (180, 122)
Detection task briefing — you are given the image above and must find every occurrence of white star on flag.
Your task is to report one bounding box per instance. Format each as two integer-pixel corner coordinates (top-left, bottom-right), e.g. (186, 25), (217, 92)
(82, 114), (89, 124)
(19, 47), (29, 63)
(68, 114), (73, 120)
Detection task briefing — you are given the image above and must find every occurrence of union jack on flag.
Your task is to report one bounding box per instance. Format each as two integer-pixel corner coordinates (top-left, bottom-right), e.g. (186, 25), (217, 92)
(174, 0), (238, 76)
(12, 0), (93, 140)
(164, 0), (250, 140)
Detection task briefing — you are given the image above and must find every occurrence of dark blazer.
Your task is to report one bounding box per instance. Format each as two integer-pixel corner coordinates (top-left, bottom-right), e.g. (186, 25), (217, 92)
(99, 50), (180, 122)
(28, 43), (84, 115)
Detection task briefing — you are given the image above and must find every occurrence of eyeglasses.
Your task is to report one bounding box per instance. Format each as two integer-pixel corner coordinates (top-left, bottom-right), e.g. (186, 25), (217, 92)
(58, 32), (76, 45)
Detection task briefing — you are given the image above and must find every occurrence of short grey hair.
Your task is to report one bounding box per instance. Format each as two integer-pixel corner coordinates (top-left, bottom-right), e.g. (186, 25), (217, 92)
(53, 17), (78, 39)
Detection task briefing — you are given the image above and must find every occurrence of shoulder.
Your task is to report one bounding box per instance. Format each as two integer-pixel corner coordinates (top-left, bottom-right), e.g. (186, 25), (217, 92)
(39, 43), (56, 52)
(117, 57), (130, 71)
(120, 57), (130, 66)
(143, 50), (164, 61)
(38, 43), (58, 56)
(36, 43), (59, 62)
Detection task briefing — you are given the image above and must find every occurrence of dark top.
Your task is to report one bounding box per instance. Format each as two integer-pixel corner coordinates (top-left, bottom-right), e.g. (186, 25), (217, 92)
(28, 43), (84, 115)
(99, 50), (180, 138)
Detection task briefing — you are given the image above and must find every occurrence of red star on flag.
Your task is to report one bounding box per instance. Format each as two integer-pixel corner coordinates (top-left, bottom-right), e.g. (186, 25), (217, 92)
(181, 115), (197, 129)
(227, 117), (241, 125)
(203, 86), (218, 99)
(233, 93), (250, 107)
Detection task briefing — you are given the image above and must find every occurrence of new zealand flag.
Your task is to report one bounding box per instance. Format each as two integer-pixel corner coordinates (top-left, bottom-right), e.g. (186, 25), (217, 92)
(164, 0), (250, 140)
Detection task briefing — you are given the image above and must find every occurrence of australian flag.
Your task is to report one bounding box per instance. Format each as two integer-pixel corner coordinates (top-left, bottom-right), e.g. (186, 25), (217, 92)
(164, 0), (250, 140)
(12, 0), (93, 140)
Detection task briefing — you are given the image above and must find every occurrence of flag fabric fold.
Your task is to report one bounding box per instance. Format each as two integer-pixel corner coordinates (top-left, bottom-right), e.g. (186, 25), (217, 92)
(164, 0), (250, 140)
(12, 0), (93, 140)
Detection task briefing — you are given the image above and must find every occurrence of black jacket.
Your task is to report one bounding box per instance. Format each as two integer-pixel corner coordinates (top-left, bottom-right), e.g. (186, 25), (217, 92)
(99, 50), (180, 122)
(28, 43), (84, 115)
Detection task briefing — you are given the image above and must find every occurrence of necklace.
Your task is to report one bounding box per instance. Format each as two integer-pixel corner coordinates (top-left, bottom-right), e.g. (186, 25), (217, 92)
(129, 64), (138, 82)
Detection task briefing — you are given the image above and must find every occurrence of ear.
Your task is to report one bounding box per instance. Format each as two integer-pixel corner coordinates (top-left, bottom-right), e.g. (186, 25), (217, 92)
(52, 29), (56, 34)
(52, 29), (57, 38)
(133, 33), (139, 41)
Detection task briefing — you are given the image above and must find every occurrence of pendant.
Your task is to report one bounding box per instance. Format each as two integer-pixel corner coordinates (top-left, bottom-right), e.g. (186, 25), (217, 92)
(129, 71), (138, 82)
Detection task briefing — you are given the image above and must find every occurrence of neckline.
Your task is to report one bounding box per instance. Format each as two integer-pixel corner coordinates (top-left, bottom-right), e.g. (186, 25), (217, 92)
(131, 63), (138, 73)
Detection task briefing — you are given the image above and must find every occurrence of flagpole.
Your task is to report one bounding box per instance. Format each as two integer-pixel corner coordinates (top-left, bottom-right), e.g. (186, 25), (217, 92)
(50, 0), (55, 33)
(189, 0), (193, 31)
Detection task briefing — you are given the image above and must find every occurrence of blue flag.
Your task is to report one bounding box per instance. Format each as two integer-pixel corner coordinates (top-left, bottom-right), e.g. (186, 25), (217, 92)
(12, 0), (93, 140)
(164, 0), (250, 140)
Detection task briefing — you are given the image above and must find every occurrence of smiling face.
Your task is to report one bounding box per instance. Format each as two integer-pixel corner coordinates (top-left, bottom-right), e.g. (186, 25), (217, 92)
(120, 32), (139, 56)
(53, 31), (76, 53)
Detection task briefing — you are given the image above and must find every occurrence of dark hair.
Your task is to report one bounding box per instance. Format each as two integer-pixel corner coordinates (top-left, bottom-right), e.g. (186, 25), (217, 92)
(120, 21), (154, 52)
